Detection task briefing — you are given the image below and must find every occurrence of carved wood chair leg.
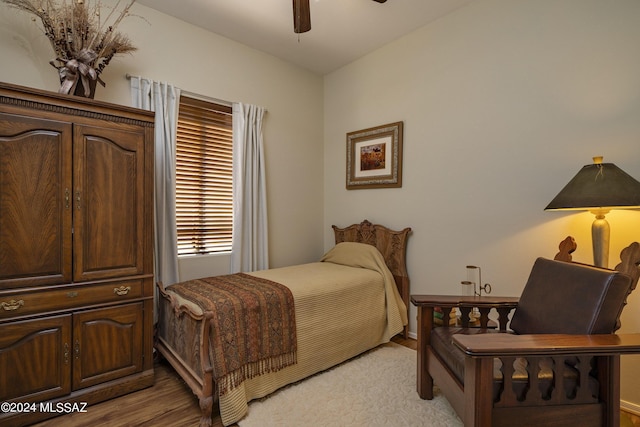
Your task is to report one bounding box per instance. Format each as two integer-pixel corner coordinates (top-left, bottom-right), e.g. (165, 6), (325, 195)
(599, 355), (621, 427)
(464, 356), (493, 427)
(417, 305), (434, 399)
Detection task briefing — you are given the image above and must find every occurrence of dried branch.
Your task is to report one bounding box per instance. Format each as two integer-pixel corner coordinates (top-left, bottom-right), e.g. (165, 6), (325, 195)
(1, 0), (138, 94)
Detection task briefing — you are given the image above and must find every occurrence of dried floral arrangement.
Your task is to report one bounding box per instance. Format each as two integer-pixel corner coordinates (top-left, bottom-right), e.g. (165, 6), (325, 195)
(1, 0), (137, 97)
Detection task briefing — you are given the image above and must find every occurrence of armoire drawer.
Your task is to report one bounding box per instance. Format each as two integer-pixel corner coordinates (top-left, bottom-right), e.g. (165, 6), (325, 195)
(0, 280), (144, 320)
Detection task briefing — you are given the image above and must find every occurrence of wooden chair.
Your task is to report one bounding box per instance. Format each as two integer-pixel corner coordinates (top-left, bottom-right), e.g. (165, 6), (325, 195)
(412, 238), (640, 427)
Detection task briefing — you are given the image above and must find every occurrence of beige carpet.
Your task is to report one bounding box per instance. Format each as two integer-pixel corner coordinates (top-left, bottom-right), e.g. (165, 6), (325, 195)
(238, 342), (462, 426)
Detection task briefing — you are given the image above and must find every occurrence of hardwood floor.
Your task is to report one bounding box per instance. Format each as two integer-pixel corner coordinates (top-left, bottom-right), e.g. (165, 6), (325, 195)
(31, 357), (207, 427)
(393, 334), (417, 350)
(30, 336), (415, 427)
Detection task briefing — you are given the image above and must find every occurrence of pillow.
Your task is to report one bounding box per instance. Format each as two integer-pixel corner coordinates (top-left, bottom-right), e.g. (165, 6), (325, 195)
(320, 241), (385, 269)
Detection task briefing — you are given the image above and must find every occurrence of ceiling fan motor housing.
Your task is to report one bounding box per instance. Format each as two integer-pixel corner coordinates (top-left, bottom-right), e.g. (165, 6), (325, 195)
(294, 0), (387, 34)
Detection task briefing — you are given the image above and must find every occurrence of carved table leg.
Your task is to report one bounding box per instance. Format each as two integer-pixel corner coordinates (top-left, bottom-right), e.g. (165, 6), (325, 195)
(416, 305), (434, 399)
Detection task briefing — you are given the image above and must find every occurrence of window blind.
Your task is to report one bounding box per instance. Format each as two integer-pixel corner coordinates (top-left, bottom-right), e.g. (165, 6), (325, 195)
(175, 96), (233, 256)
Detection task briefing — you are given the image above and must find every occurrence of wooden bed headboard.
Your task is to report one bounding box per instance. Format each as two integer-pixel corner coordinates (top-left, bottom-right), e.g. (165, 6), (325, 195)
(332, 219), (412, 337)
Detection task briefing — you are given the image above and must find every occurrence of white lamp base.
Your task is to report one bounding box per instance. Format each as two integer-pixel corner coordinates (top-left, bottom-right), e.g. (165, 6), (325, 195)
(591, 209), (610, 268)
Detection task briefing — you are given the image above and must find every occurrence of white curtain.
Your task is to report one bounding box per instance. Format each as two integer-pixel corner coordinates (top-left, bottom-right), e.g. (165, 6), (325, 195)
(231, 103), (269, 273)
(130, 76), (180, 304)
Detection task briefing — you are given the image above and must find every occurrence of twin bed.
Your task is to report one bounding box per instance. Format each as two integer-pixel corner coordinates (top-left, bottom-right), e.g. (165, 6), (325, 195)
(156, 220), (412, 426)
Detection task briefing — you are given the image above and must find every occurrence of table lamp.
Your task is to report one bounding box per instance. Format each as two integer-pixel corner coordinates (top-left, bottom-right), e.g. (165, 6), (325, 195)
(545, 156), (640, 268)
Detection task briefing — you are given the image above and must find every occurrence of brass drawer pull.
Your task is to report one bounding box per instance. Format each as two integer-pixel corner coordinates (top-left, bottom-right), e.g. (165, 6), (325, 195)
(1, 299), (24, 311)
(67, 291), (78, 298)
(113, 286), (131, 296)
(0, 299), (24, 311)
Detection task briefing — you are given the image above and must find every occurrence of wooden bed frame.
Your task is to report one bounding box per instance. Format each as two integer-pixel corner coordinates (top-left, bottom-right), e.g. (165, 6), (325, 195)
(156, 220), (411, 426)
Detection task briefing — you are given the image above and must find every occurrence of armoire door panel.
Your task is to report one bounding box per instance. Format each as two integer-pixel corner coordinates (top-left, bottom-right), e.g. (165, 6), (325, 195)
(0, 314), (72, 401)
(72, 303), (143, 390)
(0, 113), (73, 289)
(73, 124), (145, 282)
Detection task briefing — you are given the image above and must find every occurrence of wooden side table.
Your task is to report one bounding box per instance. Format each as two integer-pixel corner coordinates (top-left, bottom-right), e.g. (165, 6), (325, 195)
(410, 295), (519, 399)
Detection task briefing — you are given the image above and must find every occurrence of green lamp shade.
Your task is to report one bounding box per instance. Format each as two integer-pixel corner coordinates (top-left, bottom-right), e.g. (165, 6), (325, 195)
(545, 161), (640, 211)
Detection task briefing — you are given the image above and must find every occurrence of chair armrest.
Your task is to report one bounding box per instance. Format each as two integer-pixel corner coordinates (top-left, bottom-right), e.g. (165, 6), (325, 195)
(453, 333), (640, 357)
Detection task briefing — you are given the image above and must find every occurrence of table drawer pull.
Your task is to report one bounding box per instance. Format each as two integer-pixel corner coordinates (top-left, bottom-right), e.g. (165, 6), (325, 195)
(113, 286), (131, 296)
(1, 299), (24, 311)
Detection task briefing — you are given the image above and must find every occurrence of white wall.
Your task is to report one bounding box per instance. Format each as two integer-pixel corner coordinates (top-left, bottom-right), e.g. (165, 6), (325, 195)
(324, 0), (640, 405)
(0, 1), (326, 279)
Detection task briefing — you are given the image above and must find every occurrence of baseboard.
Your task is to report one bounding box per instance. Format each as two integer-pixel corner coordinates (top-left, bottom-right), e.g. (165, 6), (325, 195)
(621, 399), (640, 416)
(408, 330), (417, 340)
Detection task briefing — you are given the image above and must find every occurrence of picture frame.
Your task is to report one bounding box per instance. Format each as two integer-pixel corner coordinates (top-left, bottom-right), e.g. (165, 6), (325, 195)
(346, 121), (403, 189)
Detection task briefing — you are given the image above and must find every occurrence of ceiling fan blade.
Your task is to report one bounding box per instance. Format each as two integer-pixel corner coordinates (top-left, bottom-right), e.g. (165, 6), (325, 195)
(293, 0), (311, 34)
(372, 0), (388, 3)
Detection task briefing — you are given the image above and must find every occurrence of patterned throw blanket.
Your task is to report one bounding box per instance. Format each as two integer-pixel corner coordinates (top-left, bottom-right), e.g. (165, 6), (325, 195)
(169, 273), (297, 395)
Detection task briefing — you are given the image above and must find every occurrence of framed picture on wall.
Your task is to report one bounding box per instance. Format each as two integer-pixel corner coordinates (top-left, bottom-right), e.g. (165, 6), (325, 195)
(346, 121), (403, 189)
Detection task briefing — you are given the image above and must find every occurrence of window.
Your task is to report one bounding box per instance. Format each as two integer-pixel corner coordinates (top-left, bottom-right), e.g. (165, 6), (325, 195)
(175, 96), (233, 256)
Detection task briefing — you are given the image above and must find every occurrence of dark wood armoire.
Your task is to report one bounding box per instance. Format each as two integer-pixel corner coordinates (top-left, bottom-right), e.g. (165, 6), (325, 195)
(0, 82), (155, 426)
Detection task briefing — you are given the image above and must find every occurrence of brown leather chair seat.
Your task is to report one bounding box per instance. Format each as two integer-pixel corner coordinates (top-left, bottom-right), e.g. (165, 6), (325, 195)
(431, 327), (494, 385)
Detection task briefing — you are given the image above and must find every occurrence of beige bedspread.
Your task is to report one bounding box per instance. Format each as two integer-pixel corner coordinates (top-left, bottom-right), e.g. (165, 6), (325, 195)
(164, 242), (407, 426)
